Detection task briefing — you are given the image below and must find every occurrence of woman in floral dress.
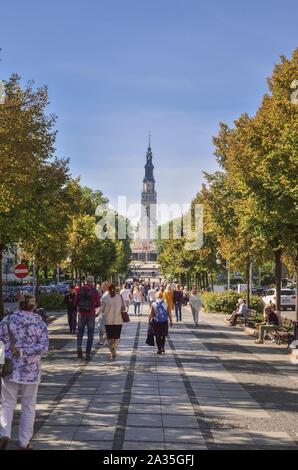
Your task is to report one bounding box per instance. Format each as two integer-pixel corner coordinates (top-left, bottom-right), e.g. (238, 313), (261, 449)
(0, 295), (48, 450)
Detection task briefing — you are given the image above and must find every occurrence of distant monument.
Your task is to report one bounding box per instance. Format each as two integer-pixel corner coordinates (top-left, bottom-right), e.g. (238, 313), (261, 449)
(131, 137), (157, 262)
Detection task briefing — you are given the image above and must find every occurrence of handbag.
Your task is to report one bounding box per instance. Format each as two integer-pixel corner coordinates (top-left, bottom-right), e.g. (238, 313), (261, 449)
(0, 321), (14, 379)
(0, 357), (13, 378)
(146, 321), (155, 347)
(121, 295), (130, 323)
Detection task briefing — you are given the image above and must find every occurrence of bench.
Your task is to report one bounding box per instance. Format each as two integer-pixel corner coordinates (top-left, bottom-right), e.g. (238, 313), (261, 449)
(225, 309), (260, 326)
(271, 318), (296, 348)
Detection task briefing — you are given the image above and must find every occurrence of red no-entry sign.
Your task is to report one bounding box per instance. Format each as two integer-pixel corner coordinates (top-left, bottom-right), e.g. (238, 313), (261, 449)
(14, 264), (29, 279)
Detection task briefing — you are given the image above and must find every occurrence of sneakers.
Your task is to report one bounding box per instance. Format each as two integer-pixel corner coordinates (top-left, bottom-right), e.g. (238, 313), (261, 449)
(0, 436), (10, 450)
(255, 339), (264, 344)
(85, 354), (91, 362)
(77, 347), (83, 359)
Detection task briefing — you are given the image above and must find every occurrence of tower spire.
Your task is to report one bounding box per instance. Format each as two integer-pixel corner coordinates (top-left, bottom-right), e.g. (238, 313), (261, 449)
(148, 132), (151, 148)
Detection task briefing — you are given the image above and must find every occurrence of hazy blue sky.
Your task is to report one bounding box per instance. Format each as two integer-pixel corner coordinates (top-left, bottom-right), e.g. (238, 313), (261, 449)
(1, 0), (297, 219)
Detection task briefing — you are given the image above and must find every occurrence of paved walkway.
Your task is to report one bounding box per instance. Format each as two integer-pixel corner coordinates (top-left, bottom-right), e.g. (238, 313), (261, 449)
(3, 305), (298, 450)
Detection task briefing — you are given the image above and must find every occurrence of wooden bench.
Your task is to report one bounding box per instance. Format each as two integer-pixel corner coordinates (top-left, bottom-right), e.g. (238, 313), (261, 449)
(272, 318), (296, 348)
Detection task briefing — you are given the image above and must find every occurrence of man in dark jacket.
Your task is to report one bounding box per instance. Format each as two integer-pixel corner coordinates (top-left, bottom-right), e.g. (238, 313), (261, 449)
(65, 285), (77, 334)
(75, 276), (100, 361)
(173, 284), (184, 322)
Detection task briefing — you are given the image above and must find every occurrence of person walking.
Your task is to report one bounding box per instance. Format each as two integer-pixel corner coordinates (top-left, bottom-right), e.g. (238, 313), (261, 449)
(75, 275), (100, 361)
(0, 295), (49, 450)
(173, 284), (184, 322)
(143, 283), (149, 302)
(64, 285), (77, 334)
(132, 286), (143, 316)
(101, 283), (124, 360)
(149, 291), (173, 355)
(189, 287), (201, 327)
(183, 286), (190, 306)
(98, 282), (109, 347)
(120, 283), (132, 313)
(148, 284), (157, 308)
(163, 285), (174, 320)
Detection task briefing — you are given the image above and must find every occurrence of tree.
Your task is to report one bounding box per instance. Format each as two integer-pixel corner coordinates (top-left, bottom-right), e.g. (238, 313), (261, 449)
(212, 49), (298, 310)
(0, 75), (57, 316)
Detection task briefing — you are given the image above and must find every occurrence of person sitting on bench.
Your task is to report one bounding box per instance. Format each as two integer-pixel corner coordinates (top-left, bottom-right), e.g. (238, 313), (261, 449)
(255, 304), (282, 344)
(227, 298), (249, 326)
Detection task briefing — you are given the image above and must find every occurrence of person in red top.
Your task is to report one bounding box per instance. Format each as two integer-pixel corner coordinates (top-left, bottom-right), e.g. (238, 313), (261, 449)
(75, 275), (100, 361)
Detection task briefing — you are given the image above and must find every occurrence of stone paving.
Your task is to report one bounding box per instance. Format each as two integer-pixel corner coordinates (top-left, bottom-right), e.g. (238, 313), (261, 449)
(2, 305), (298, 450)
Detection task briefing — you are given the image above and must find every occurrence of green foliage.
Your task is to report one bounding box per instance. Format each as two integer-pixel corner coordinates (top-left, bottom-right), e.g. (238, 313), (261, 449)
(249, 296), (264, 314)
(201, 291), (264, 314)
(201, 291), (241, 314)
(38, 292), (65, 311)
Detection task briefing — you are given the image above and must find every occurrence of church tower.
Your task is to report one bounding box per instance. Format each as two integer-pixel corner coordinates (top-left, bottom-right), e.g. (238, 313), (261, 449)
(140, 137), (157, 240)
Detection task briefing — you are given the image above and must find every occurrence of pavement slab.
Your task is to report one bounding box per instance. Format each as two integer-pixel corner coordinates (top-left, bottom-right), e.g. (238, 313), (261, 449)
(2, 305), (298, 450)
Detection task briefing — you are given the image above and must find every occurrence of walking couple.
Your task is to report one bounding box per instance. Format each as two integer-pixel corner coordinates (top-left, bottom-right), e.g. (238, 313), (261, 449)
(76, 277), (126, 361)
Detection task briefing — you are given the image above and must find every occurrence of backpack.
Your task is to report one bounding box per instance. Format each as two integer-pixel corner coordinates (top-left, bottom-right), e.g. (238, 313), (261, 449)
(268, 311), (279, 326)
(155, 301), (168, 323)
(78, 287), (95, 313)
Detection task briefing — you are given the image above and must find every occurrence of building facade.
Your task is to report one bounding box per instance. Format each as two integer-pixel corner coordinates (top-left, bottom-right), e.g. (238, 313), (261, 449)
(131, 141), (158, 263)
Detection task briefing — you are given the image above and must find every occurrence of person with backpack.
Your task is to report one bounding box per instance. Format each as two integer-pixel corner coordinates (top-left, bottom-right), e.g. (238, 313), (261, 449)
(0, 295), (48, 450)
(75, 275), (100, 361)
(149, 291), (173, 355)
(255, 304), (282, 344)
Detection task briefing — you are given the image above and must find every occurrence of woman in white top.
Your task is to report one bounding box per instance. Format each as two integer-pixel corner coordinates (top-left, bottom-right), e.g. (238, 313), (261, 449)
(132, 287), (143, 316)
(101, 283), (124, 360)
(148, 285), (157, 308)
(189, 287), (201, 327)
(120, 283), (132, 312)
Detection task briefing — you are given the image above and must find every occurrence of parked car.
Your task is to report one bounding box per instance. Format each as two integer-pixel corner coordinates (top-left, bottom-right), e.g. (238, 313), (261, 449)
(262, 288), (296, 311)
(251, 287), (266, 297)
(40, 285), (55, 294)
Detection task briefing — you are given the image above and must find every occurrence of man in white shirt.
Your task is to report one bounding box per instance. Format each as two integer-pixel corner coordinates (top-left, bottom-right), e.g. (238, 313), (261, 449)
(120, 283), (132, 311)
(228, 298), (249, 326)
(148, 284), (157, 308)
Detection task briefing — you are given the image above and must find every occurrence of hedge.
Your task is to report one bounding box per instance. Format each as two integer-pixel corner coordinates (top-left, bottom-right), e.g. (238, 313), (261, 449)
(37, 292), (65, 311)
(201, 291), (264, 314)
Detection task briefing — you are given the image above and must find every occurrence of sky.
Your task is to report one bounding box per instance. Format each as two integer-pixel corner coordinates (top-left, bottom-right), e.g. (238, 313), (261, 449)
(0, 0), (297, 221)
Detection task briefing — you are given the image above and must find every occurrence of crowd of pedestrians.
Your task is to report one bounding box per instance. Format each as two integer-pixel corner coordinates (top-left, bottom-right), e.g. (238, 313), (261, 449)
(0, 275), (202, 450)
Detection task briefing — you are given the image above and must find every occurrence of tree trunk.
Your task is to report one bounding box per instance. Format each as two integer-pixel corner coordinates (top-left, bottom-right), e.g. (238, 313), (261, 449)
(0, 244), (4, 319)
(210, 269), (214, 292)
(246, 259), (250, 307)
(295, 246), (298, 322)
(274, 248), (282, 311)
(296, 264), (298, 323)
(35, 265), (40, 304)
